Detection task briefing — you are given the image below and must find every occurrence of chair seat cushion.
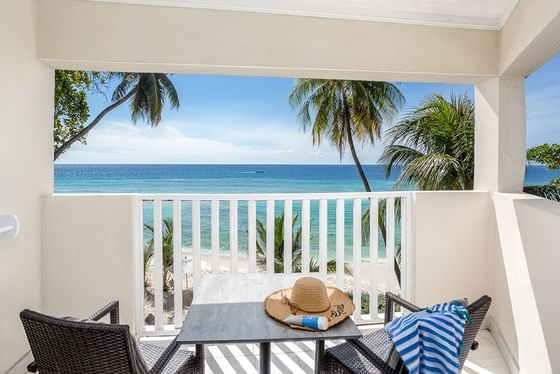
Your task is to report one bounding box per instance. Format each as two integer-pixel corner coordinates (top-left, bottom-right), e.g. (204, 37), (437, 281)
(326, 328), (401, 374)
(139, 342), (196, 374)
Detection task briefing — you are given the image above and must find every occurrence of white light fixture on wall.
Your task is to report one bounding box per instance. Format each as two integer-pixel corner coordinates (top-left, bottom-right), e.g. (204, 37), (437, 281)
(0, 214), (19, 240)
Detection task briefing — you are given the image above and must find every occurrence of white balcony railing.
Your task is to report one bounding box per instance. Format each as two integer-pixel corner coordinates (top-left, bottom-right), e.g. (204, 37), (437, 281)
(135, 192), (413, 336)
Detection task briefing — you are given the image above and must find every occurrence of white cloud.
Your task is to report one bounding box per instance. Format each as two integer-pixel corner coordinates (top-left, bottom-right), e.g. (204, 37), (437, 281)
(57, 118), (386, 164)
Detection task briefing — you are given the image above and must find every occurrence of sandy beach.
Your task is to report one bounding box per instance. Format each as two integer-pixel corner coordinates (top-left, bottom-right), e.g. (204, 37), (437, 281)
(192, 252), (389, 292)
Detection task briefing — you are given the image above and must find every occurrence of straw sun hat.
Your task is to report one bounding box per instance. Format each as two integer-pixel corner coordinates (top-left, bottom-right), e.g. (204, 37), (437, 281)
(264, 277), (355, 329)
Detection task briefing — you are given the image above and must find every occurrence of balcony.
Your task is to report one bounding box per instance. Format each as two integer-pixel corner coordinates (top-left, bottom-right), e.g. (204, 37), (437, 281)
(4, 0), (560, 372)
(35, 190), (516, 373)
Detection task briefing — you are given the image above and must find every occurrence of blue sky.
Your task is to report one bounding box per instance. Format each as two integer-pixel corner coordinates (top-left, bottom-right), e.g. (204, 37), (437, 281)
(57, 54), (559, 164)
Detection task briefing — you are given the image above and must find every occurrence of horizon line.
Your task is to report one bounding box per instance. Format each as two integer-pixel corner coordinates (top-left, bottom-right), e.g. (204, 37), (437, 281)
(54, 162), (391, 166)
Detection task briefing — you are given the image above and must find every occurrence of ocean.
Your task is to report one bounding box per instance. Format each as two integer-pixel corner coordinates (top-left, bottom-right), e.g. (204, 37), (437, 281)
(54, 164), (560, 260)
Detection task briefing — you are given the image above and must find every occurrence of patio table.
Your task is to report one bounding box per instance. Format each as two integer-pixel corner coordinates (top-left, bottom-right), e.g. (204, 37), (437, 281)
(177, 273), (362, 374)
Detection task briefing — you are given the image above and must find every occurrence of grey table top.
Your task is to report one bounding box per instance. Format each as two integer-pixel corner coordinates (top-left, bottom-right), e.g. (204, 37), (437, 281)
(177, 274), (362, 345)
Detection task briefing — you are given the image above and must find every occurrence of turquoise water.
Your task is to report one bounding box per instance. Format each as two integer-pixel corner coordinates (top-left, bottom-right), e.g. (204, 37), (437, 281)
(54, 164), (560, 260)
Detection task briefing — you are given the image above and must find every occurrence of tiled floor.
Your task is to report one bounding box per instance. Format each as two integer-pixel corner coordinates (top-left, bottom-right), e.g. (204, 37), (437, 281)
(143, 328), (510, 373)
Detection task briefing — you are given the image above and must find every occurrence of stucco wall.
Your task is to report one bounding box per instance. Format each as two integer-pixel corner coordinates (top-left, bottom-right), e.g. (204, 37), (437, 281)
(500, 0), (560, 76)
(41, 194), (138, 331)
(411, 191), (491, 306)
(36, 0), (499, 83)
(489, 193), (560, 373)
(0, 1), (53, 372)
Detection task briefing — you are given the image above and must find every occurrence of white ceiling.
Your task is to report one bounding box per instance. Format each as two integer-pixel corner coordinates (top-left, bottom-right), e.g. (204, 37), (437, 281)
(90, 0), (519, 30)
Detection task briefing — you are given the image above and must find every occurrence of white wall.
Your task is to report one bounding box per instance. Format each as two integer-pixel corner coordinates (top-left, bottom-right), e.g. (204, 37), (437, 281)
(36, 0), (499, 83)
(411, 191), (491, 306)
(500, 0), (560, 77)
(489, 193), (560, 374)
(474, 77), (526, 193)
(412, 191), (560, 374)
(0, 1), (53, 372)
(42, 195), (138, 331)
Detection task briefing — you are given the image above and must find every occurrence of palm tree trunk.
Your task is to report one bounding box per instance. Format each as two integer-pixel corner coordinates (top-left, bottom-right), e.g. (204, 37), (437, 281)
(341, 95), (400, 285)
(54, 89), (135, 160)
(341, 94), (371, 192)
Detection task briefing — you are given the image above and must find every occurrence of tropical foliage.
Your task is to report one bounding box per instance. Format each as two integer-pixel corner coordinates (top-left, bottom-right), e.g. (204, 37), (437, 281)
(382, 93), (560, 201)
(344, 291), (395, 314)
(144, 219), (174, 292)
(381, 93), (475, 190)
(54, 71), (180, 160)
(289, 79), (404, 191)
(289, 79), (404, 286)
(256, 213), (352, 275)
(525, 143), (560, 200)
(54, 71), (109, 150)
(527, 143), (560, 170)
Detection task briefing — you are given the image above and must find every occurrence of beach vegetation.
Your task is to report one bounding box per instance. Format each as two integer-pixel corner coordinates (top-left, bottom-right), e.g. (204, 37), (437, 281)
(256, 213), (352, 275)
(54, 71), (110, 152)
(527, 143), (560, 170)
(144, 218), (175, 293)
(525, 144), (560, 200)
(54, 71), (179, 160)
(382, 93), (560, 201)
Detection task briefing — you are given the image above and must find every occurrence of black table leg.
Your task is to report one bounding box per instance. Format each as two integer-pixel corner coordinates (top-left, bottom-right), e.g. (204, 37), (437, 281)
(314, 340), (325, 374)
(259, 342), (271, 374)
(196, 344), (205, 373)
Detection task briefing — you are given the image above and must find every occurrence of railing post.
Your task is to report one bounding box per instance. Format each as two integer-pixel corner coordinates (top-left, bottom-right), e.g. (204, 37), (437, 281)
(352, 199), (362, 320)
(153, 199), (164, 330)
(248, 200), (257, 273)
(401, 194), (415, 301)
(192, 200), (201, 291)
(301, 199), (311, 274)
(385, 197), (395, 295)
(172, 200), (183, 328)
(266, 200), (275, 274)
(211, 200), (220, 274)
(319, 199), (328, 279)
(230, 199), (238, 273)
(284, 199), (293, 274)
(336, 199), (345, 290)
(133, 196), (145, 336)
(369, 197), (379, 321)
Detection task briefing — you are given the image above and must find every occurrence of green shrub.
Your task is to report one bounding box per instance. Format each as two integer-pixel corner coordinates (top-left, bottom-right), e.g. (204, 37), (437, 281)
(344, 291), (400, 315)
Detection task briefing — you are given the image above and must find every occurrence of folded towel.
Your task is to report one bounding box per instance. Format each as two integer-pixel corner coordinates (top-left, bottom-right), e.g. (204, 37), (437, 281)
(385, 301), (470, 374)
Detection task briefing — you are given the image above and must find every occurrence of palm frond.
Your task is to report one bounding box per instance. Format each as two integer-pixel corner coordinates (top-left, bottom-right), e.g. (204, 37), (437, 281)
(523, 185), (560, 201)
(381, 93), (474, 190)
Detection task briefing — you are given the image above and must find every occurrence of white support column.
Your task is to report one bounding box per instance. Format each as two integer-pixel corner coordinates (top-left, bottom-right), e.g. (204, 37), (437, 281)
(474, 77), (527, 193)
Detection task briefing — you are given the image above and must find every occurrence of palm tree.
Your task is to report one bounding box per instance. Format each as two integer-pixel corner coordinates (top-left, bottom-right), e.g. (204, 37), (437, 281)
(381, 93), (475, 190)
(54, 72), (180, 160)
(381, 93), (560, 201)
(256, 213), (352, 275)
(289, 79), (404, 192)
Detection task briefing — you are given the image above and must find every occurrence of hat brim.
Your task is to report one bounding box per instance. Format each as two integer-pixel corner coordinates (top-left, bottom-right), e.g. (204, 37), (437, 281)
(264, 287), (355, 329)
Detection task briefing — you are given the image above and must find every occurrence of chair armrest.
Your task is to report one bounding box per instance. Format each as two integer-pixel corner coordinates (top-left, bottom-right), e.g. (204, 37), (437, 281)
(26, 301), (121, 372)
(347, 339), (397, 374)
(384, 292), (421, 324)
(149, 336), (181, 374)
(89, 300), (120, 324)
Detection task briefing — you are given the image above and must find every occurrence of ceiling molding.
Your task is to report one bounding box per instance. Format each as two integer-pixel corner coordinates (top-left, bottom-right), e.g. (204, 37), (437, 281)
(87, 0), (519, 30)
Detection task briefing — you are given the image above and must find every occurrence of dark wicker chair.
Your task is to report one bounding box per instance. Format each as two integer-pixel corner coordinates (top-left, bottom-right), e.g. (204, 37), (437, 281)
(20, 300), (203, 374)
(320, 292), (492, 374)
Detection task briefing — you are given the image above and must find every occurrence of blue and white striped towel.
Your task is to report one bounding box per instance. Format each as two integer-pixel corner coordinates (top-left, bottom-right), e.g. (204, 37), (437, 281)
(384, 301), (470, 374)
